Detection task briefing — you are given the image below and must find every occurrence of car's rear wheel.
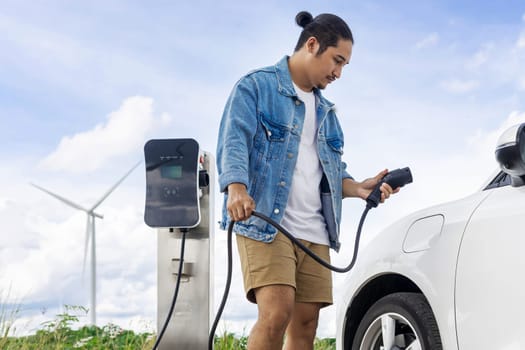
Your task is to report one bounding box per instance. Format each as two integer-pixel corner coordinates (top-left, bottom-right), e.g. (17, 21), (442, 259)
(351, 292), (442, 350)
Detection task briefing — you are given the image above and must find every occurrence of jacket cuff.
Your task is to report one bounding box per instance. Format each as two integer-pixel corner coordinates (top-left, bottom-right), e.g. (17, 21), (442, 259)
(343, 170), (354, 181)
(219, 171), (249, 193)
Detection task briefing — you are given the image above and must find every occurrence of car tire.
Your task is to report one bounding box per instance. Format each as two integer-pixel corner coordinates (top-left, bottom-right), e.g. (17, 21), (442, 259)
(351, 292), (442, 350)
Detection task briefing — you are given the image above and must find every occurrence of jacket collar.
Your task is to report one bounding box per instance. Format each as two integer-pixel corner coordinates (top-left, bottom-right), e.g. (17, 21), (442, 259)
(274, 56), (335, 109)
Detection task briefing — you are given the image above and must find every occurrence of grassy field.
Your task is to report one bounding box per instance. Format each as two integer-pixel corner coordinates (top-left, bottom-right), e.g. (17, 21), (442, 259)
(0, 305), (336, 349)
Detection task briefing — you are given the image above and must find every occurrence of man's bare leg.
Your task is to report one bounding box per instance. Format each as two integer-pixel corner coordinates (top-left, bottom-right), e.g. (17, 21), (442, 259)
(284, 302), (322, 350)
(248, 284), (295, 350)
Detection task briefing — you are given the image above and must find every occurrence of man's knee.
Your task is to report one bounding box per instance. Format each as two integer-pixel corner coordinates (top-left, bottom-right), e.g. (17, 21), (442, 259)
(254, 285), (295, 336)
(287, 303), (322, 338)
(300, 316), (319, 337)
(258, 308), (293, 338)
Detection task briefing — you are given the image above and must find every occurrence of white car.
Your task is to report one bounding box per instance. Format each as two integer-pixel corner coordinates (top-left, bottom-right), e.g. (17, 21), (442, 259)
(336, 123), (525, 350)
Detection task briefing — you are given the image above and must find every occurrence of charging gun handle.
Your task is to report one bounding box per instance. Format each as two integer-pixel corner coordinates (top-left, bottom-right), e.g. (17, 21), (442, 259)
(366, 167), (413, 208)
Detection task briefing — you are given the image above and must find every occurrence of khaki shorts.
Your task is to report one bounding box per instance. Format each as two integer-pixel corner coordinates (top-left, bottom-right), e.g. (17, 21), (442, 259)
(236, 232), (333, 306)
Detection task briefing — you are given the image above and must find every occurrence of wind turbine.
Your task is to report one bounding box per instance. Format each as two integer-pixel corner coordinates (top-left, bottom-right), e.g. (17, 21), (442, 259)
(31, 161), (141, 325)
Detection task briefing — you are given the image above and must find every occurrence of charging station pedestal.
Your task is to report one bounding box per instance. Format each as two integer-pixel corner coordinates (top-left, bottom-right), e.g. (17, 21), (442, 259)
(144, 139), (214, 349)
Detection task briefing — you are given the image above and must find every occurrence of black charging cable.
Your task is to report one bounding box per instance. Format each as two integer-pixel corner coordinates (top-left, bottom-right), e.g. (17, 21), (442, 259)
(208, 167), (413, 349)
(153, 228), (188, 350)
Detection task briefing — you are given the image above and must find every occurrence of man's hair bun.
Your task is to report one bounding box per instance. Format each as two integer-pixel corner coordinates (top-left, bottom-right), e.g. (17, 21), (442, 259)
(293, 11), (353, 53)
(295, 11), (314, 28)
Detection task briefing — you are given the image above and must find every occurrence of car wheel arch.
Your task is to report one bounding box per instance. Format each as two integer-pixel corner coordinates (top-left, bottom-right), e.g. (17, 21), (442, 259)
(342, 273), (423, 349)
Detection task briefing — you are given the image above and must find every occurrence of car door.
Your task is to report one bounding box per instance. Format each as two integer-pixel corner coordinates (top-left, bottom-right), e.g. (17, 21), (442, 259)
(455, 180), (525, 349)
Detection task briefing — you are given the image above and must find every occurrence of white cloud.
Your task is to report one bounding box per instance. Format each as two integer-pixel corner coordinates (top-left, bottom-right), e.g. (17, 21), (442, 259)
(439, 78), (480, 94)
(39, 96), (172, 173)
(426, 111), (524, 200)
(466, 43), (494, 70)
(0, 197), (9, 211)
(467, 111), (525, 159)
(415, 32), (439, 49)
(0, 182), (157, 334)
(517, 31), (525, 49)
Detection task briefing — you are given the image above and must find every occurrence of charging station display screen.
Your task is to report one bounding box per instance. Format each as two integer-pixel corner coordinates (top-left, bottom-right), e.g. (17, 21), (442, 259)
(144, 138), (201, 228)
(161, 165), (183, 179)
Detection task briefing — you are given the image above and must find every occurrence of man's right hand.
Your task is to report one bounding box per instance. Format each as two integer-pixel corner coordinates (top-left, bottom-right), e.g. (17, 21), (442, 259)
(227, 183), (256, 222)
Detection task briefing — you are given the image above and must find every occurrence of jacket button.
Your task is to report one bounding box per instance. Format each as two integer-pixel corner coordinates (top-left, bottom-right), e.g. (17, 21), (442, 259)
(267, 131), (272, 137)
(295, 100), (301, 106)
(287, 153), (293, 158)
(280, 181), (286, 186)
(273, 208), (280, 214)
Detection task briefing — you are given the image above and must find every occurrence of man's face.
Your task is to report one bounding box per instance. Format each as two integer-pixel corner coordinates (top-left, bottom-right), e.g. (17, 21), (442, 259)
(306, 38), (352, 90)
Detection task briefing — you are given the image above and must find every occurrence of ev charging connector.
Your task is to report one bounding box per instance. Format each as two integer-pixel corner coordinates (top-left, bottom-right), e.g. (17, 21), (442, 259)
(144, 138), (214, 349)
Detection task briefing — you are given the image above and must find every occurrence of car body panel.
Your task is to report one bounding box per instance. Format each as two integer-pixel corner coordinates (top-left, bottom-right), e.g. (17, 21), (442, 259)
(455, 185), (525, 349)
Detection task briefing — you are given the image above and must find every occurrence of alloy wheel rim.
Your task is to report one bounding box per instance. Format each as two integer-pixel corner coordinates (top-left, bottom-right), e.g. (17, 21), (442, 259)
(359, 312), (421, 350)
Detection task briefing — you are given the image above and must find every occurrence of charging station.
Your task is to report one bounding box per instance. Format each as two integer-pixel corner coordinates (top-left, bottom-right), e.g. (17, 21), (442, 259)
(143, 138), (413, 350)
(144, 138), (214, 349)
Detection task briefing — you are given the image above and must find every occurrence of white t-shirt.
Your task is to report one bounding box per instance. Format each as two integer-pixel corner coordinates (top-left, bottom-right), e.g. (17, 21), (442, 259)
(280, 83), (329, 246)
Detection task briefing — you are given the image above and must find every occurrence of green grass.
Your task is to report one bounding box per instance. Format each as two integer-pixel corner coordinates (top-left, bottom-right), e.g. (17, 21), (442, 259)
(0, 305), (155, 350)
(213, 331), (335, 350)
(0, 304), (335, 349)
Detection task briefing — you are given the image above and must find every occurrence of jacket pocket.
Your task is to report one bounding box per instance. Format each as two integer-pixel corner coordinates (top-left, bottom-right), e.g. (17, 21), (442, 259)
(326, 138), (344, 155)
(257, 113), (288, 160)
(326, 137), (343, 166)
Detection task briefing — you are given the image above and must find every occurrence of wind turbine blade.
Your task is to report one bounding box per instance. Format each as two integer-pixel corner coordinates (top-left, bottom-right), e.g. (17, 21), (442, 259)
(31, 183), (91, 213)
(89, 160), (142, 211)
(92, 211), (104, 219)
(82, 214), (91, 280)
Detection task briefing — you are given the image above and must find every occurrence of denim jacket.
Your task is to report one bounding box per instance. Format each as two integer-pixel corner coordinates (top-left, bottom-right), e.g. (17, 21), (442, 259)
(216, 56), (352, 251)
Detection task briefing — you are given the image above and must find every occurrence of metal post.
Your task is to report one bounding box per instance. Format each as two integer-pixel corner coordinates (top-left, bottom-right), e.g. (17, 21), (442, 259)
(91, 217), (97, 325)
(156, 151), (214, 349)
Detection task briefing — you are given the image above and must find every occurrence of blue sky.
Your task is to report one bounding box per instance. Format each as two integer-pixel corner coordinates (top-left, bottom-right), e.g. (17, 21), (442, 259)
(1, 0), (524, 339)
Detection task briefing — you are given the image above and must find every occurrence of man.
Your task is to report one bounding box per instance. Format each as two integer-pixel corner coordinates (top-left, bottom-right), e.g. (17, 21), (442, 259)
(216, 11), (397, 350)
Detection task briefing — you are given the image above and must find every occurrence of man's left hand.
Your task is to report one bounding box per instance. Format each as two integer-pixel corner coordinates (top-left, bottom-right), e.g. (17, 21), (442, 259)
(355, 169), (400, 203)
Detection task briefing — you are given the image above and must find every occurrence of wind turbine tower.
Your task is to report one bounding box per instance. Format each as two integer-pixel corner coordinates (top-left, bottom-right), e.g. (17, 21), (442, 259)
(31, 161), (141, 325)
